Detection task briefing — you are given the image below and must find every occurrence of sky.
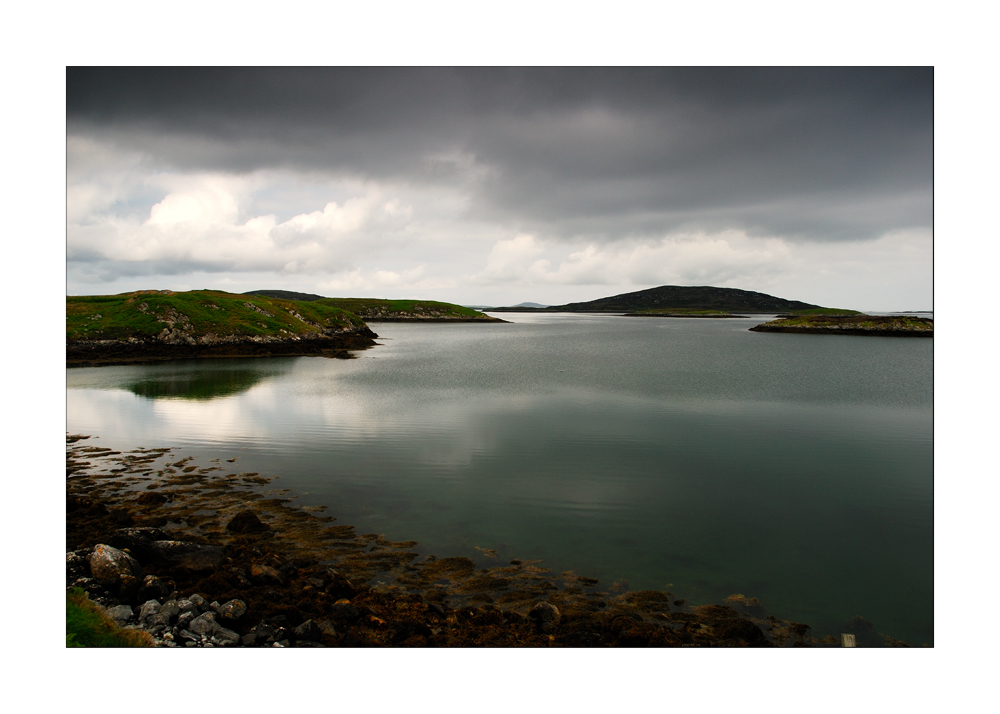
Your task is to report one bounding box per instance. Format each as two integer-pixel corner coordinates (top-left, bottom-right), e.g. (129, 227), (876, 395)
(66, 67), (932, 311)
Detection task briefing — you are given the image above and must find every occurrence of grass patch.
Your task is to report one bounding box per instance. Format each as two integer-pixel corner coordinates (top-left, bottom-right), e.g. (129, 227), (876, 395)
(66, 587), (153, 647)
(786, 308), (863, 316)
(314, 298), (487, 319)
(67, 289), (366, 341)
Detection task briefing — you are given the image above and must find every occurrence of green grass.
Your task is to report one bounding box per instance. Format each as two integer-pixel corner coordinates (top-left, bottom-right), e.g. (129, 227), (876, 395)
(786, 308), (863, 316)
(759, 314), (933, 330)
(67, 289), (367, 341)
(314, 298), (488, 319)
(66, 587), (153, 647)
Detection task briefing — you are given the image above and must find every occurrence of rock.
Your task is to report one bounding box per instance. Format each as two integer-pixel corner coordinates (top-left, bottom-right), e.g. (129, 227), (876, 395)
(229, 567), (252, 588)
(324, 571), (358, 600)
(188, 612), (219, 636)
(176, 611), (196, 631)
(136, 575), (169, 603)
(226, 510), (270, 534)
(158, 601), (181, 626)
(66, 551), (87, 574)
(177, 598), (199, 615)
(247, 622), (275, 643)
(293, 619), (322, 641)
(179, 629), (199, 643)
(213, 626), (240, 645)
(528, 602), (561, 631)
(106, 605), (133, 625)
(250, 563), (285, 586)
(135, 492), (168, 505)
(217, 599), (247, 622)
(317, 620), (337, 638)
(87, 544), (142, 589)
(715, 617), (771, 647)
(147, 541), (225, 571)
(138, 599), (162, 625)
(329, 602), (361, 623)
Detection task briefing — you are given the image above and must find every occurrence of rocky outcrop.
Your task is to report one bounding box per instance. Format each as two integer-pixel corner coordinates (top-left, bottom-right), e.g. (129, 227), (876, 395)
(146, 541), (226, 571)
(86, 544), (142, 596)
(67, 324), (378, 366)
(750, 315), (933, 337)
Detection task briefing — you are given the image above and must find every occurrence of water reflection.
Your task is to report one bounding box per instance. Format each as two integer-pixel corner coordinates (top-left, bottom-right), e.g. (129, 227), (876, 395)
(67, 358), (302, 401)
(126, 369), (273, 400)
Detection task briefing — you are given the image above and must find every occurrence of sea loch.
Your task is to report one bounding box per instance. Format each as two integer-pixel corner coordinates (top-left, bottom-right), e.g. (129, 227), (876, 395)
(66, 312), (933, 645)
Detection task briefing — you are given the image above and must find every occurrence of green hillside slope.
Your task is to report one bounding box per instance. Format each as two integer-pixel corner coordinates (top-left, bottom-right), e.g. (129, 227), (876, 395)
(67, 290), (377, 365)
(313, 298), (504, 322)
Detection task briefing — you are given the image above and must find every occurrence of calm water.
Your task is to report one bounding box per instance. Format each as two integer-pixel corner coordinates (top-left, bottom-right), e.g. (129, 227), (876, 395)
(66, 313), (933, 645)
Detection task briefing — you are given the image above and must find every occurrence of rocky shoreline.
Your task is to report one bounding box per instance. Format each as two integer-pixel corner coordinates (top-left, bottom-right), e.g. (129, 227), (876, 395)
(66, 434), (906, 647)
(750, 314), (933, 337)
(67, 328), (379, 367)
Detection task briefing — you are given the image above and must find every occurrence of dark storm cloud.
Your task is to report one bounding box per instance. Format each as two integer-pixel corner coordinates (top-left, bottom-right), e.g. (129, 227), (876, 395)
(67, 67), (932, 242)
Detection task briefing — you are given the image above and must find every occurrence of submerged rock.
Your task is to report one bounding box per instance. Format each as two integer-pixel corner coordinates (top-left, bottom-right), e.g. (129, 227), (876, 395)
(226, 510), (271, 534)
(147, 541), (225, 571)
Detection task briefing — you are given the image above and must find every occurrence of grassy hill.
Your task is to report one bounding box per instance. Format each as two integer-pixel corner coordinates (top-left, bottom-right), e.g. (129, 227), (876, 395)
(244, 290), (503, 322)
(490, 285), (858, 315)
(67, 290), (377, 365)
(313, 298), (502, 321)
(68, 290), (368, 341)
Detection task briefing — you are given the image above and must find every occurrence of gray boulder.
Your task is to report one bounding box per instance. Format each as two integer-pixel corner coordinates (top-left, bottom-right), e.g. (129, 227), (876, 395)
(138, 599), (162, 626)
(213, 626), (240, 645)
(293, 619), (322, 641)
(528, 602), (561, 632)
(188, 612), (219, 636)
(87, 544), (142, 596)
(106, 605), (133, 625)
(217, 599), (247, 622)
(176, 611), (196, 631)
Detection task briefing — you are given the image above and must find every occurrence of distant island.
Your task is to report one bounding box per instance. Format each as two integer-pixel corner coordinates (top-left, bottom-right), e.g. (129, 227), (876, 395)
(750, 314), (933, 337)
(67, 289), (502, 367)
(487, 285), (858, 316)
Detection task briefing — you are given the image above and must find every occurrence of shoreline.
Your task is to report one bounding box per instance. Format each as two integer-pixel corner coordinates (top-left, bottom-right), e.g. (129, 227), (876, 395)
(66, 434), (910, 647)
(749, 314), (933, 337)
(66, 329), (379, 368)
(749, 325), (933, 337)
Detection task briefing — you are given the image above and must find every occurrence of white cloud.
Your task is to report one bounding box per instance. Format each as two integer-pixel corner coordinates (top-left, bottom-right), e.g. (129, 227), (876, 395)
(66, 139), (932, 311)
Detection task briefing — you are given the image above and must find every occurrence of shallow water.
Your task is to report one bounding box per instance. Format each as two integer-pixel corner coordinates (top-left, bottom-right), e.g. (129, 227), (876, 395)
(66, 313), (933, 644)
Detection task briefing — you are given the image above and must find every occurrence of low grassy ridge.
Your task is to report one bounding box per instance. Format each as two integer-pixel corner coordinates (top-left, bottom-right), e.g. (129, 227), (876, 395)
(627, 308), (737, 316)
(784, 308), (863, 316)
(313, 298), (499, 321)
(751, 314), (933, 335)
(67, 587), (152, 648)
(67, 290), (368, 342)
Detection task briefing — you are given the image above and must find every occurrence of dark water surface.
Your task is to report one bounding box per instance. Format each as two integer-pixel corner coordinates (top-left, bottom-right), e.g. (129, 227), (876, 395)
(66, 313), (933, 644)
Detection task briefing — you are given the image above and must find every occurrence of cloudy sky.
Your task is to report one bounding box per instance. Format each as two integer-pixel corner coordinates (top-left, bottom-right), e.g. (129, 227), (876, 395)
(67, 67), (932, 310)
